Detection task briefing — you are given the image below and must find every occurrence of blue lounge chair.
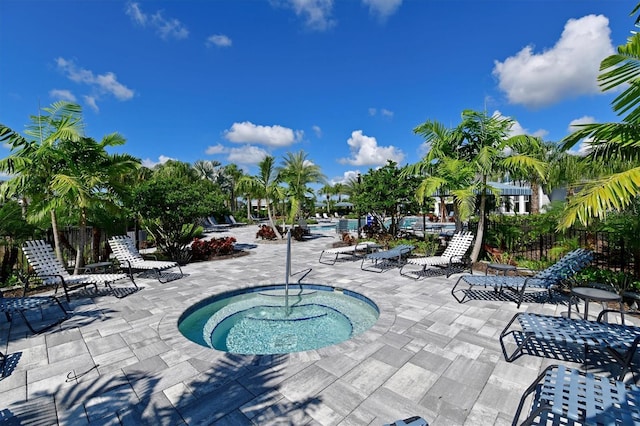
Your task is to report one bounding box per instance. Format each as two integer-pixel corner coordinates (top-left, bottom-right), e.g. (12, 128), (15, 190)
(513, 364), (640, 425)
(452, 248), (593, 308)
(500, 311), (640, 381)
(361, 244), (414, 272)
(1, 291), (69, 334)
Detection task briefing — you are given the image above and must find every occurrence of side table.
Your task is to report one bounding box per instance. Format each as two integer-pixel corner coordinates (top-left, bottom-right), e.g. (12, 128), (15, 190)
(486, 263), (517, 293)
(569, 286), (623, 322)
(486, 263), (517, 276)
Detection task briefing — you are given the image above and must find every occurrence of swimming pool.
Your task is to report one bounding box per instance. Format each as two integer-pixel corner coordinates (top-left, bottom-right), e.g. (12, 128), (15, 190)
(178, 284), (380, 355)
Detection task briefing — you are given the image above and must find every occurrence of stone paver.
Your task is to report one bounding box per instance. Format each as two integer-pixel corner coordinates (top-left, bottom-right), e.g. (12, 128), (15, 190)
(0, 224), (634, 425)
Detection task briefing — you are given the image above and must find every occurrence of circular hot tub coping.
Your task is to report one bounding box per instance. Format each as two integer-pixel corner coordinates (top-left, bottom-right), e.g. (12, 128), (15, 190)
(157, 282), (395, 365)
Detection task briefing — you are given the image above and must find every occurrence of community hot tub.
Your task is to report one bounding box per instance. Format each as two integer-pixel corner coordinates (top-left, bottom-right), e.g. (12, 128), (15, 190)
(178, 284), (379, 355)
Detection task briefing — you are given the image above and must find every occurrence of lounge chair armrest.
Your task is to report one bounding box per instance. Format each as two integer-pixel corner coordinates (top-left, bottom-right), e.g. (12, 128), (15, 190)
(142, 254), (158, 261)
(597, 308), (631, 324)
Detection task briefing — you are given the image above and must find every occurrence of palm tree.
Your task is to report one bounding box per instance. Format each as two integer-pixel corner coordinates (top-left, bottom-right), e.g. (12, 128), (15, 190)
(222, 163), (244, 212)
(255, 156), (284, 238)
(413, 111), (546, 262)
(236, 175), (260, 220)
(0, 101), (85, 263)
(50, 135), (140, 273)
(317, 184), (336, 214)
(457, 110), (546, 261)
(192, 160), (220, 182)
(404, 157), (476, 232)
(559, 6), (640, 228)
(278, 150), (326, 222)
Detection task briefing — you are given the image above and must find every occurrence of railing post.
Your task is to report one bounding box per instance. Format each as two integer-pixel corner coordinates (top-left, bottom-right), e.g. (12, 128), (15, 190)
(539, 235), (544, 261)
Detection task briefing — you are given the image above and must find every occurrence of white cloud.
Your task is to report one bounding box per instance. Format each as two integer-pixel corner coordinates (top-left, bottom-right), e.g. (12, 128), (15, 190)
(493, 14), (615, 108)
(205, 144), (228, 155)
(332, 170), (362, 185)
(493, 110), (548, 138)
(227, 145), (269, 164)
(568, 115), (597, 155)
(312, 125), (322, 137)
(362, 0), (402, 21)
(125, 2), (188, 40)
(272, 0), (336, 31)
(55, 57), (134, 110)
(568, 115), (597, 131)
(141, 155), (174, 168)
(224, 121), (303, 147)
(83, 96), (99, 112)
(206, 34), (232, 47)
(369, 107), (393, 117)
(339, 130), (404, 166)
(125, 2), (146, 25)
(49, 89), (76, 102)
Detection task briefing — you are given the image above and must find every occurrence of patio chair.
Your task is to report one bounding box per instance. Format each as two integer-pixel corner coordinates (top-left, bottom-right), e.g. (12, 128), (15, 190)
(323, 213), (331, 220)
(512, 364), (640, 426)
(319, 241), (379, 265)
(361, 244), (414, 273)
(1, 273), (70, 334)
(451, 248), (593, 308)
(22, 240), (136, 302)
(108, 236), (183, 283)
(227, 215), (247, 226)
(399, 231), (473, 279)
(206, 216), (232, 230)
(249, 214), (269, 223)
(500, 311), (640, 381)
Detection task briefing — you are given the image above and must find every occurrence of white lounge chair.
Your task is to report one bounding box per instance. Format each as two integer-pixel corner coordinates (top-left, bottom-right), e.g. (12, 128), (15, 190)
(108, 236), (183, 283)
(22, 240), (136, 302)
(323, 213), (331, 220)
(319, 241), (379, 265)
(399, 231), (473, 279)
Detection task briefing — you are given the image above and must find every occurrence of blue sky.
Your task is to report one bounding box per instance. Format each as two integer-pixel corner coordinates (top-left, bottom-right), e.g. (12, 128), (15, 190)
(0, 0), (635, 185)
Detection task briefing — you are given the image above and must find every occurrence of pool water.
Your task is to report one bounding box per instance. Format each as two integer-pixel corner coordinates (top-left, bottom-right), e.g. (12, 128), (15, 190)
(178, 285), (379, 355)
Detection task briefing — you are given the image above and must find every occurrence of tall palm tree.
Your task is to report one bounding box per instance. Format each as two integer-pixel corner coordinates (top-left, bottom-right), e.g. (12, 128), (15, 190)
(457, 110), (546, 261)
(51, 135), (140, 272)
(222, 163), (244, 212)
(413, 111), (546, 262)
(236, 175), (261, 220)
(278, 151), (326, 222)
(559, 5), (640, 228)
(255, 156), (284, 238)
(317, 184), (336, 214)
(0, 101), (84, 262)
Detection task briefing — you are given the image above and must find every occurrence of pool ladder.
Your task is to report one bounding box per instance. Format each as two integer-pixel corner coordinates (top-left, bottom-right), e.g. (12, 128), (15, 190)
(285, 231), (312, 316)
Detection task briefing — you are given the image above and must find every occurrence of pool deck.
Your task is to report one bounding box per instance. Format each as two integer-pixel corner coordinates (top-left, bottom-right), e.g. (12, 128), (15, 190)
(0, 225), (635, 425)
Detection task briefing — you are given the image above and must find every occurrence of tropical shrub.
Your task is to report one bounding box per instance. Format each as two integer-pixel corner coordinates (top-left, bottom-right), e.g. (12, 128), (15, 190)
(256, 225), (285, 240)
(190, 237), (237, 261)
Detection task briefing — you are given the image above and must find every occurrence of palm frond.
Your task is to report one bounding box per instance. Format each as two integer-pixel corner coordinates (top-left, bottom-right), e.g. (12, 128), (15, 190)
(559, 166), (640, 229)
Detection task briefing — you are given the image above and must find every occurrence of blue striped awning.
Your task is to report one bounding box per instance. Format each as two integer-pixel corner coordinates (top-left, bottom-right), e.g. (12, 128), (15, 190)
(488, 182), (531, 196)
(434, 182), (531, 197)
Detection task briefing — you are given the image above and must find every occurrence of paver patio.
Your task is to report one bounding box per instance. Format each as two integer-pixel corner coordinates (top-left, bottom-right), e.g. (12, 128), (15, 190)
(0, 225), (636, 425)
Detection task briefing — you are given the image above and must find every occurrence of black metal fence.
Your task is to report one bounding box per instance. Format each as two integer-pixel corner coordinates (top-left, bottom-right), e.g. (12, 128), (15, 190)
(483, 221), (638, 278)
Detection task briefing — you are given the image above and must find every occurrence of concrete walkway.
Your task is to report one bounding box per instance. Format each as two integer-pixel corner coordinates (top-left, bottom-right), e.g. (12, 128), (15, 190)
(0, 225), (633, 425)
